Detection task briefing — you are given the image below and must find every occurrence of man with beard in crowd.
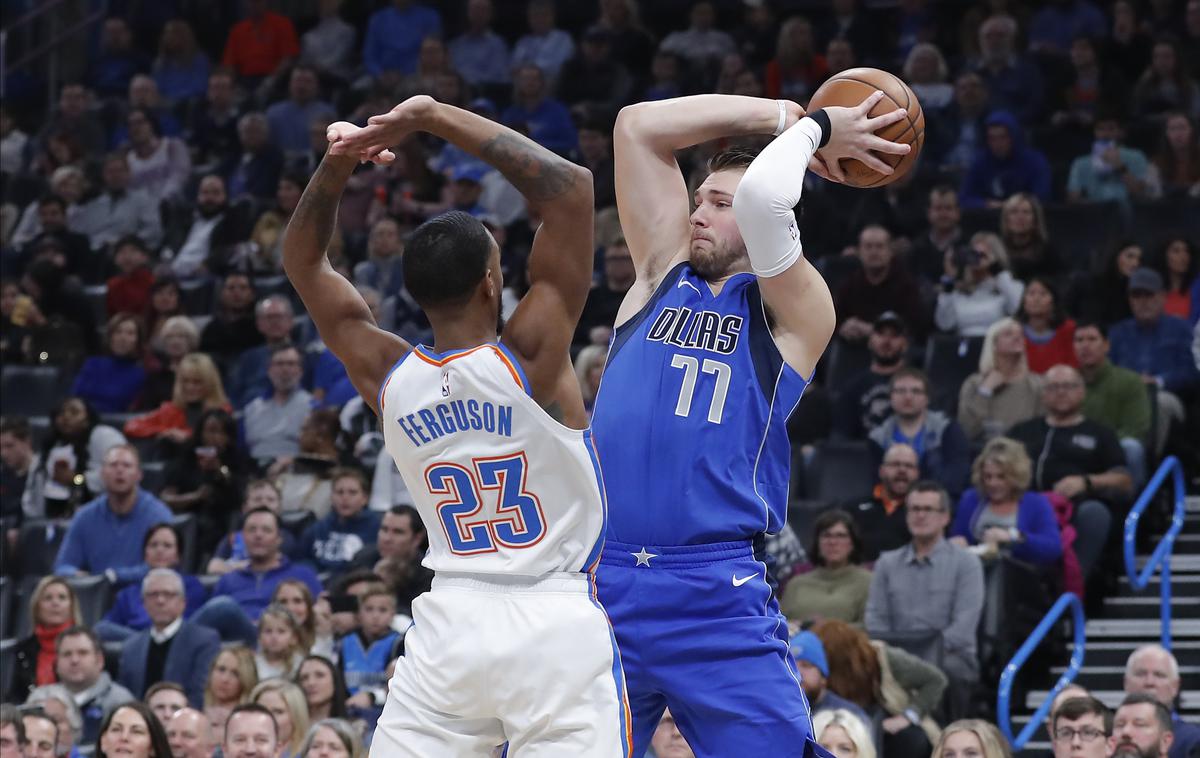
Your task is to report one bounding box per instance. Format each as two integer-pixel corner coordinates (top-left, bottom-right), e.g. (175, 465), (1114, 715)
(162, 174), (250, 279)
(1111, 694), (1175, 758)
(846, 442), (918, 561)
(834, 310), (910, 439)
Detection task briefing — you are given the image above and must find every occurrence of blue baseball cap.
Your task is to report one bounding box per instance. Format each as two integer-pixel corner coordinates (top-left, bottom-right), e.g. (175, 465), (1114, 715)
(789, 631), (829, 677)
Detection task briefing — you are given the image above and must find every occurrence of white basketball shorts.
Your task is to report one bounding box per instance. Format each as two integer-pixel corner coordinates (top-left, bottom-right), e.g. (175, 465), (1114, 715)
(369, 571), (633, 757)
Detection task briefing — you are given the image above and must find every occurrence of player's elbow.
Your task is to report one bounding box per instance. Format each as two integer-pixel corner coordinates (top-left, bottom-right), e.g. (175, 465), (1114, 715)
(614, 103), (651, 137)
(732, 167), (787, 226)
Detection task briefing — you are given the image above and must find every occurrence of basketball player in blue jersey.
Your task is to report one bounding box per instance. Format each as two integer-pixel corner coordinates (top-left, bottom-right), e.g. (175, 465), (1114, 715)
(589, 93), (911, 756)
(284, 96), (633, 756)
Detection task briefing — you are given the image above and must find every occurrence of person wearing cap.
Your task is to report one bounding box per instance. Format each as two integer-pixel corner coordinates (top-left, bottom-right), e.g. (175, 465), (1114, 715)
(1008, 364), (1132, 582)
(834, 311), (910, 440)
(790, 631), (873, 732)
(1108, 267), (1198, 451)
(511, 0), (576, 83)
(448, 163), (490, 218)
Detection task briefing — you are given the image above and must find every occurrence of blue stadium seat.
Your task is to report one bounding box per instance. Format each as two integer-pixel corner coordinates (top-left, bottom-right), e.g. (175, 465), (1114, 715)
(65, 575), (113, 627)
(1, 365), (65, 417)
(804, 441), (876, 504)
(923, 334), (984, 415)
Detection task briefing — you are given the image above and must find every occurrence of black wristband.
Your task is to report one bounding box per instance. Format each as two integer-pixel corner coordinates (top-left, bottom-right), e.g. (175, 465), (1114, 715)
(807, 109), (832, 148)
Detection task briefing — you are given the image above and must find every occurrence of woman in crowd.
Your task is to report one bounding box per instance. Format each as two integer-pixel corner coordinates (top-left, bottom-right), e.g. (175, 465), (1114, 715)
(296, 655), (349, 722)
(22, 396), (126, 518)
(97, 522), (209, 640)
(160, 408), (248, 544)
(273, 580), (337, 659)
(999, 193), (1062, 282)
(935, 232), (1024, 337)
(9, 165), (87, 248)
(813, 709), (877, 758)
(573, 344), (606, 417)
(124, 353), (230, 451)
(1070, 240), (1141, 327)
(95, 702), (172, 758)
(932, 719), (1013, 758)
(1018, 276), (1077, 373)
(140, 314), (200, 410)
(903, 43), (954, 110)
(1152, 237), (1197, 321)
(204, 644), (258, 709)
(298, 719), (365, 758)
(1133, 38), (1200, 118)
(813, 619), (947, 758)
(1153, 112), (1200, 197)
(142, 277), (185, 348)
(765, 16), (828, 102)
(779, 510), (873, 626)
(9, 577), (82, 701)
(248, 173), (305, 275)
(71, 314), (148, 413)
(957, 318), (1043, 447)
(950, 437), (1062, 568)
(251, 680), (310, 758)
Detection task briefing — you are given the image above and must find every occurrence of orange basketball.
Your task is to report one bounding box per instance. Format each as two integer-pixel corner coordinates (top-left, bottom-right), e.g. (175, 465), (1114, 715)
(806, 67), (925, 188)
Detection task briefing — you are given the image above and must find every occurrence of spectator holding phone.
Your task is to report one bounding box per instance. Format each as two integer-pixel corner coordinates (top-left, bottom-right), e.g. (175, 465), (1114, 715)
(935, 232), (1025, 337)
(161, 409), (249, 550)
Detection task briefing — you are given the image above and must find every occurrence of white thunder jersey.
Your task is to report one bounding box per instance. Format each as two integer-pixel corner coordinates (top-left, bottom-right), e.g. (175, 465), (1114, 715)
(378, 342), (608, 577)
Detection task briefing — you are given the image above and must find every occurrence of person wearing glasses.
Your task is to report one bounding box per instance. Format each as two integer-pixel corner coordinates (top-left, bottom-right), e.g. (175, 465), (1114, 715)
(868, 368), (971, 499)
(780, 510), (874, 626)
(1050, 696), (1111, 758)
(866, 481), (985, 720)
(847, 443), (919, 562)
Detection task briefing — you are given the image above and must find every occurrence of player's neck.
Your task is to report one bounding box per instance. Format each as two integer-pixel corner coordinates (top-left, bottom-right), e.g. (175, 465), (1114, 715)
(429, 320), (500, 354)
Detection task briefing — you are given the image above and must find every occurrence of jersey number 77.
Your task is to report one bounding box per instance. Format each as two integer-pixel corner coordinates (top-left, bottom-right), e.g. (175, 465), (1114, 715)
(424, 452), (548, 555)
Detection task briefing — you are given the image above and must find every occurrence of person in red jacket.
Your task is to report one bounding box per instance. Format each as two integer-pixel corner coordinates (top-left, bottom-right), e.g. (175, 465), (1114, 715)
(1019, 276), (1077, 374)
(221, 0), (299, 82)
(107, 235), (155, 317)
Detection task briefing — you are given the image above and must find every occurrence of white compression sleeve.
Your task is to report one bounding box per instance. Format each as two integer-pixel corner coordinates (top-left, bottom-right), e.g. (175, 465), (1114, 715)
(732, 116), (825, 278)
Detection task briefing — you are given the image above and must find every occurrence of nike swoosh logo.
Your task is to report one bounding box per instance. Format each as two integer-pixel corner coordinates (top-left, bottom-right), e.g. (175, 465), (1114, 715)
(732, 573), (759, 587)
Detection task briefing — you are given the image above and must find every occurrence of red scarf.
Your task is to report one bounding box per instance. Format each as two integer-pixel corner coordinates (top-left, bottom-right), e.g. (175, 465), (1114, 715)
(34, 621), (71, 686)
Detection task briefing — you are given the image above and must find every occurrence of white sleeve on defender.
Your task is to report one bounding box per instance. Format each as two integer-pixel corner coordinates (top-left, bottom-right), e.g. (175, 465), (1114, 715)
(732, 116), (824, 278)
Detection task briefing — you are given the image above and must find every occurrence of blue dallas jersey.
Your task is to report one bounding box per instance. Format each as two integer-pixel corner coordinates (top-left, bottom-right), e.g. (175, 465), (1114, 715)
(590, 262), (809, 546)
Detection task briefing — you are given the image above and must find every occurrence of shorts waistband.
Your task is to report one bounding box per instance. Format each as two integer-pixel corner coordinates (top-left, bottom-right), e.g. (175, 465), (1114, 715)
(600, 539), (755, 569)
(432, 571), (590, 594)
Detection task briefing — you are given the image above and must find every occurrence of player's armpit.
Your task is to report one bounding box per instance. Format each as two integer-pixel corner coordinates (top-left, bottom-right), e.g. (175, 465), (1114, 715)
(283, 153), (409, 415)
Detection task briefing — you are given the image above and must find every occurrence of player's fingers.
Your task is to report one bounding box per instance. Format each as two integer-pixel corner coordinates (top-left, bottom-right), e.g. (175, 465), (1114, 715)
(855, 151), (896, 175)
(374, 149), (397, 165)
(824, 155), (847, 183)
(808, 155), (834, 182)
(855, 91), (886, 116)
(869, 136), (913, 156)
(866, 108), (909, 131)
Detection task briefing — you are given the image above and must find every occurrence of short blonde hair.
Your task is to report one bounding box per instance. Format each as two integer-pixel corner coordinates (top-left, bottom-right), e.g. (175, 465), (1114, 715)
(204, 644), (258, 708)
(813, 709), (876, 758)
(30, 576), (82, 628)
(903, 43), (949, 82)
(172, 353), (229, 408)
(158, 315), (200, 352)
(971, 436), (1032, 496)
(933, 719), (1013, 758)
(978, 317), (1028, 375)
(970, 231), (1010, 271)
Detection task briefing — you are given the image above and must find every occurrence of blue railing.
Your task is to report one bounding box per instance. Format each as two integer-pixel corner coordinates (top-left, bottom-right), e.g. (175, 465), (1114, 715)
(1124, 455), (1187, 650)
(997, 592), (1086, 749)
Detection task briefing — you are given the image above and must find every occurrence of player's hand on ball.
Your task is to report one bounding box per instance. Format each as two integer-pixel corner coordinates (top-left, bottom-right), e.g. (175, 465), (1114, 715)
(327, 121), (396, 165)
(818, 91), (911, 183)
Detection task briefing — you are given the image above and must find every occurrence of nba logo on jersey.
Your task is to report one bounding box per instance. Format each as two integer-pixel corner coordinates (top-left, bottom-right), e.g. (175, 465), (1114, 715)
(441, 370), (451, 397)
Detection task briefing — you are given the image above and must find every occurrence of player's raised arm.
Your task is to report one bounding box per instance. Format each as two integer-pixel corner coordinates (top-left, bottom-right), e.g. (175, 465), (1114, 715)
(333, 95), (594, 411)
(614, 96), (804, 283)
(283, 148), (409, 417)
(733, 92), (911, 378)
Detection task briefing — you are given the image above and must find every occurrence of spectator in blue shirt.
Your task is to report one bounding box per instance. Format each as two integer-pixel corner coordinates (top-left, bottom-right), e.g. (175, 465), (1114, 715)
(1028, 0), (1107, 56)
(1067, 114), (1161, 205)
(229, 296), (297, 408)
(152, 20), (211, 106)
(1110, 268), (1200, 395)
(449, 0), (512, 87)
(265, 65), (336, 156)
(91, 17), (148, 99)
(960, 110), (1052, 208)
(71, 313), (147, 414)
(192, 507), (322, 645)
(502, 64), (578, 156)
(53, 445), (173, 583)
(363, 0), (442, 78)
(298, 468), (381, 574)
(973, 15), (1043, 124)
(511, 0), (576, 83)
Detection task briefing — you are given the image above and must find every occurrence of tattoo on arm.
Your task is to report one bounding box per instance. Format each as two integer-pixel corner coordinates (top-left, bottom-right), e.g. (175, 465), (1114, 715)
(478, 133), (577, 203)
(290, 158), (351, 259)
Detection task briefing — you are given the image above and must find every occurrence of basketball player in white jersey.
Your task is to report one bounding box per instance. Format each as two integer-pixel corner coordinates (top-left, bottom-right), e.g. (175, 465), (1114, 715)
(283, 95), (631, 756)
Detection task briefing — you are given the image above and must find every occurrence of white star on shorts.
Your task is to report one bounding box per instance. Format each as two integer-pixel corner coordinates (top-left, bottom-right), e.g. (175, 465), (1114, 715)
(632, 547), (657, 567)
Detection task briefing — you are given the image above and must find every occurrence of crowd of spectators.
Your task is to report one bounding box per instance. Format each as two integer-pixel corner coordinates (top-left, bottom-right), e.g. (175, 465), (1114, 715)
(1, 0), (1199, 757)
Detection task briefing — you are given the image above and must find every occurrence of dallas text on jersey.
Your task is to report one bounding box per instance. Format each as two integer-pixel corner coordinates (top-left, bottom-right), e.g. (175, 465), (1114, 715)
(645, 307), (744, 355)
